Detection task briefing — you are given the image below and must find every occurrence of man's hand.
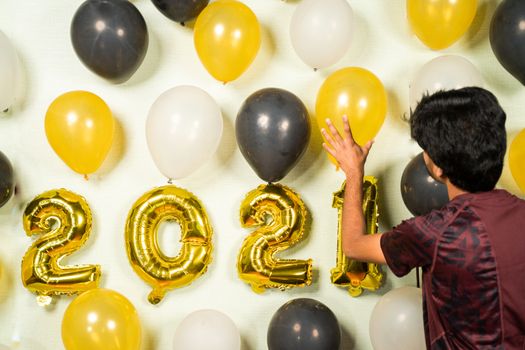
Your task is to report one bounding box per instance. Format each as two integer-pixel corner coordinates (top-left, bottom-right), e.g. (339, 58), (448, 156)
(321, 115), (374, 179)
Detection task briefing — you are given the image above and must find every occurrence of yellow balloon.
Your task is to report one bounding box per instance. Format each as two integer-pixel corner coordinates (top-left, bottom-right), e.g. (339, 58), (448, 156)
(62, 288), (141, 350)
(316, 67), (387, 164)
(45, 91), (114, 176)
(509, 129), (525, 193)
(21, 189), (101, 306)
(125, 185), (213, 304)
(407, 0), (477, 50)
(330, 177), (384, 297)
(237, 183), (312, 293)
(194, 0), (261, 83)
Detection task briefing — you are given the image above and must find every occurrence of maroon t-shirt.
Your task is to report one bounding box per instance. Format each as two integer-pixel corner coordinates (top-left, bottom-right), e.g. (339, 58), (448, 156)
(381, 189), (525, 349)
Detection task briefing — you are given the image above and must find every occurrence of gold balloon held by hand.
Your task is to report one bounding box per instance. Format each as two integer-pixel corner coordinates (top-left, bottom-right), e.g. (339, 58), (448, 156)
(316, 67), (387, 166)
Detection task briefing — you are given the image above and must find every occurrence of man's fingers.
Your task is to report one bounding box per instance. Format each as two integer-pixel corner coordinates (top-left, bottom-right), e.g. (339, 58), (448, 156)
(362, 139), (374, 157)
(321, 128), (337, 148)
(322, 142), (336, 158)
(325, 118), (344, 144)
(342, 115), (356, 145)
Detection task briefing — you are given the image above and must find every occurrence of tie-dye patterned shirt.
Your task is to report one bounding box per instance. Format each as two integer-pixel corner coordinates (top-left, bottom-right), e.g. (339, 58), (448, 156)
(381, 189), (525, 349)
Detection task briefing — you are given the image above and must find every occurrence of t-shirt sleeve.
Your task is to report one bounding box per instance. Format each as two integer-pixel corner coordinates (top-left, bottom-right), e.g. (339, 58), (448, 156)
(380, 209), (447, 277)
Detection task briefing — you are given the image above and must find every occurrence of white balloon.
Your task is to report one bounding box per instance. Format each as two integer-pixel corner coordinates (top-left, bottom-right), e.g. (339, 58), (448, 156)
(409, 55), (483, 111)
(369, 286), (426, 350)
(290, 0), (353, 70)
(173, 309), (240, 350)
(0, 31), (20, 112)
(146, 86), (223, 180)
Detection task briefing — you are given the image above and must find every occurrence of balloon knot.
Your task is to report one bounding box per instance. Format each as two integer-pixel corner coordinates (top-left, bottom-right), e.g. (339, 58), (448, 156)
(167, 178), (173, 184)
(83, 174), (89, 181)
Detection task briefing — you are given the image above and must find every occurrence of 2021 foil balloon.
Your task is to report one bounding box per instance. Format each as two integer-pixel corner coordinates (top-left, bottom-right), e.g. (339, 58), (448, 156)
(62, 288), (142, 350)
(237, 183), (312, 293)
(0, 30), (20, 112)
(509, 129), (525, 193)
(236, 88), (310, 183)
(330, 176), (384, 297)
(194, 0), (261, 83)
(0, 151), (15, 208)
(290, 0), (353, 70)
(146, 86), (223, 181)
(316, 67), (387, 164)
(71, 0), (149, 83)
(267, 298), (341, 350)
(407, 0), (477, 50)
(45, 91), (115, 177)
(151, 0), (209, 24)
(125, 185), (213, 304)
(21, 189), (101, 305)
(490, 0), (525, 85)
(400, 153), (449, 216)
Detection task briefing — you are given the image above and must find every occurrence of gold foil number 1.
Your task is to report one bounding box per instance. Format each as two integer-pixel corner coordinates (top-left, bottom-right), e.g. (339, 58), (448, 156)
(21, 189), (101, 305)
(330, 176), (384, 296)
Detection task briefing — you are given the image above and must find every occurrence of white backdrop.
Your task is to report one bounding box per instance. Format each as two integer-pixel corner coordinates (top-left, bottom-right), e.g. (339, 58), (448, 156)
(0, 0), (524, 349)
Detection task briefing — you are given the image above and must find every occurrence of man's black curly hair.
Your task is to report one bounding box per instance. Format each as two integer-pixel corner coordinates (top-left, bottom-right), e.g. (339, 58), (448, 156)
(410, 87), (507, 193)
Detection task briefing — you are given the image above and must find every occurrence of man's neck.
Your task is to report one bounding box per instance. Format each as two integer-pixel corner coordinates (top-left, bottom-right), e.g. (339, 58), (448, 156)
(446, 180), (469, 200)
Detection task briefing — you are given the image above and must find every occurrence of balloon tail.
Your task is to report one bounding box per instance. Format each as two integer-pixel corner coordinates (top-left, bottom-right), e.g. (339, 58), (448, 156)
(2, 108), (8, 113)
(148, 289), (165, 305)
(314, 68), (318, 72)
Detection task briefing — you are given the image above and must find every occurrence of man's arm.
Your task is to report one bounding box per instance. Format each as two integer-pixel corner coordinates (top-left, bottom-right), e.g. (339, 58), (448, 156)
(322, 116), (386, 265)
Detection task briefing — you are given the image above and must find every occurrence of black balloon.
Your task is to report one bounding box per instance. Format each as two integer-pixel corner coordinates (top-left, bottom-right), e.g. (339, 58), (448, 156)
(151, 0), (209, 24)
(236, 88), (310, 183)
(0, 151), (14, 208)
(267, 298), (341, 350)
(400, 152), (449, 216)
(71, 0), (149, 83)
(490, 0), (525, 85)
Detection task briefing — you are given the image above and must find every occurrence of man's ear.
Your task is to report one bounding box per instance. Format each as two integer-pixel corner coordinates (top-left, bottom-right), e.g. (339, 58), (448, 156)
(432, 164), (444, 180)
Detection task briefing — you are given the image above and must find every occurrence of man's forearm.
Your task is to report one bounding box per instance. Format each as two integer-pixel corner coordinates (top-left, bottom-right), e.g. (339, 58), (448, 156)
(340, 173), (386, 264)
(341, 173), (366, 256)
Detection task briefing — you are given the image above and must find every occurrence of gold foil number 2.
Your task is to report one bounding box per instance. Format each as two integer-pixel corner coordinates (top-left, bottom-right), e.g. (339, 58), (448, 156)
(21, 189), (101, 305)
(330, 176), (384, 296)
(237, 183), (312, 293)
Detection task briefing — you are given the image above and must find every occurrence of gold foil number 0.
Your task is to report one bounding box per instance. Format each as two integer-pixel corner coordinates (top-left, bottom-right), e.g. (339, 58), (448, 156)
(125, 185), (213, 304)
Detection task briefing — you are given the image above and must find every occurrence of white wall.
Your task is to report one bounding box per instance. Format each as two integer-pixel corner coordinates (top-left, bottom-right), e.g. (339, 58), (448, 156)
(0, 0), (523, 349)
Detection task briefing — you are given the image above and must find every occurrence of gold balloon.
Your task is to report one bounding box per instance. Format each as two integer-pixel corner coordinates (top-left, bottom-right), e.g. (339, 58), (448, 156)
(509, 129), (525, 193)
(237, 183), (312, 293)
(330, 176), (383, 297)
(62, 288), (141, 350)
(45, 91), (115, 176)
(407, 0), (477, 50)
(194, 0), (261, 83)
(125, 185), (213, 304)
(21, 189), (101, 305)
(316, 67), (387, 165)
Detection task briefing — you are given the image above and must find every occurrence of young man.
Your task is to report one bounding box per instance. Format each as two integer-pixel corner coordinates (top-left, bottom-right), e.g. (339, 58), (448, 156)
(322, 87), (525, 349)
